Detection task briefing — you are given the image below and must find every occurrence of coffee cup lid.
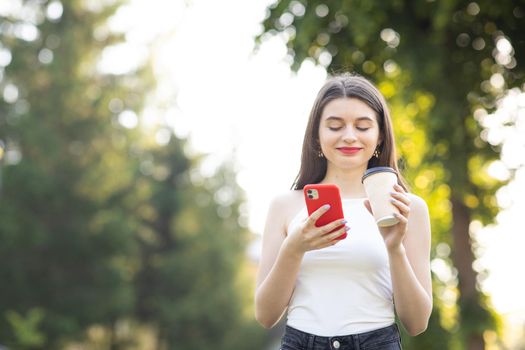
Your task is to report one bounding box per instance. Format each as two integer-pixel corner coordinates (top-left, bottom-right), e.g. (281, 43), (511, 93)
(361, 166), (398, 183)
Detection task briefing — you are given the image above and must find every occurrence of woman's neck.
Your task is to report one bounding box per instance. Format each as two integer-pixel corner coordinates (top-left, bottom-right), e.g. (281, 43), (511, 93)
(320, 166), (367, 198)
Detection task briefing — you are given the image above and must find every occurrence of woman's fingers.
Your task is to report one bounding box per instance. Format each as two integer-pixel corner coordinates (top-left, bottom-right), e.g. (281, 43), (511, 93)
(301, 206), (351, 250)
(321, 225), (350, 245)
(391, 197), (410, 216)
(319, 218), (348, 235)
(318, 225), (350, 248)
(299, 218), (349, 250)
(394, 212), (408, 224)
(326, 224), (350, 241)
(305, 204), (331, 228)
(391, 185), (411, 217)
(394, 183), (406, 193)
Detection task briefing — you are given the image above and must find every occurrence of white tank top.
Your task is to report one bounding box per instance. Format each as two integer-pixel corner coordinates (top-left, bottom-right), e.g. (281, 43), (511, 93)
(286, 198), (394, 336)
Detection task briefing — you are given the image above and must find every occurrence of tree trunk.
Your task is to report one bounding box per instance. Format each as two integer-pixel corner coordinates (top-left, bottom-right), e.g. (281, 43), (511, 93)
(467, 335), (485, 350)
(450, 197), (484, 350)
(109, 321), (119, 350)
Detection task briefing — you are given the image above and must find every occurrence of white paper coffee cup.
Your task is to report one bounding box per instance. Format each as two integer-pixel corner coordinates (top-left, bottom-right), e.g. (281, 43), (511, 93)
(362, 167), (400, 227)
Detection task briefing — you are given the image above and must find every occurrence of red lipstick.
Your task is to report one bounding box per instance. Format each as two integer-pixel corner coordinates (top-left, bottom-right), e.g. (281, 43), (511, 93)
(337, 147), (362, 155)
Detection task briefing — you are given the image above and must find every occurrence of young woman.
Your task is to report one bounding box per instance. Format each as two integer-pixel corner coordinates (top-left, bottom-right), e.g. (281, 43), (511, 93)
(255, 74), (432, 350)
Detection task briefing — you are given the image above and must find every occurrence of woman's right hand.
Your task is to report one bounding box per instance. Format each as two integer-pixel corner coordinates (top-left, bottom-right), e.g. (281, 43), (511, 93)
(284, 204), (349, 254)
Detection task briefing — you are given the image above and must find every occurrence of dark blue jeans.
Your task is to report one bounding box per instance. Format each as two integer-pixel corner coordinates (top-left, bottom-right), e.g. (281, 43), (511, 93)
(280, 324), (402, 350)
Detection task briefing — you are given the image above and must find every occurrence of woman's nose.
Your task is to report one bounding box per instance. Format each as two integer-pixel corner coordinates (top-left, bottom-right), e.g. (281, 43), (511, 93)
(342, 128), (357, 142)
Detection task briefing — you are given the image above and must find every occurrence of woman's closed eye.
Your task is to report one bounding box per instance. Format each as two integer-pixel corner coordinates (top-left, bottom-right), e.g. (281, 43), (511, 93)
(329, 126), (370, 131)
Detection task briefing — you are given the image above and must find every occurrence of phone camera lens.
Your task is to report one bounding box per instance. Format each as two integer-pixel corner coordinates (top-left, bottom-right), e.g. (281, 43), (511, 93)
(307, 189), (312, 194)
(308, 194), (313, 199)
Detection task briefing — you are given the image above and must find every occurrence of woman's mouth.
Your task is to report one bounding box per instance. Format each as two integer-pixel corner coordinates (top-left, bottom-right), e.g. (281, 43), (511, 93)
(337, 147), (362, 155)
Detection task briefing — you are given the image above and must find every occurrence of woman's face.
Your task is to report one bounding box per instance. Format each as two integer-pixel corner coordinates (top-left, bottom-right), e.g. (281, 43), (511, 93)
(318, 97), (382, 171)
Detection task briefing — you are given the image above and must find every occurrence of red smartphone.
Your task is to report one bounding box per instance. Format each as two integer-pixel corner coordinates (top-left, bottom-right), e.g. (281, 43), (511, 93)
(303, 183), (346, 240)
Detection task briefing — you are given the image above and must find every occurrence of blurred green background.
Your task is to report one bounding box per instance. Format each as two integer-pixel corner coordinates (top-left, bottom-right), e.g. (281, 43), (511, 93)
(1, 0), (524, 349)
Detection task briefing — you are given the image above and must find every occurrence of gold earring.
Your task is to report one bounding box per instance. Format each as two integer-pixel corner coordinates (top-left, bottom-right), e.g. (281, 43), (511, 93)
(318, 149), (324, 158)
(373, 147), (380, 158)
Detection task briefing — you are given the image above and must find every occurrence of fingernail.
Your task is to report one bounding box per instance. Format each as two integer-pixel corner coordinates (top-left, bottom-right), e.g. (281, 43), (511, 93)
(324, 204), (331, 209)
(341, 219), (347, 224)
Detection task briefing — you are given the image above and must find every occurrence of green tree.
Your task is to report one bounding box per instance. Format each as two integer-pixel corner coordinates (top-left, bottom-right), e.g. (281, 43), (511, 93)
(0, 0), (151, 348)
(259, 1), (524, 349)
(0, 1), (266, 349)
(132, 139), (265, 350)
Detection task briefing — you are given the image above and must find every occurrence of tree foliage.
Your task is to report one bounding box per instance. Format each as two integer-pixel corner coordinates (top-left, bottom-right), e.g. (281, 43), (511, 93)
(0, 1), (145, 347)
(0, 1), (264, 349)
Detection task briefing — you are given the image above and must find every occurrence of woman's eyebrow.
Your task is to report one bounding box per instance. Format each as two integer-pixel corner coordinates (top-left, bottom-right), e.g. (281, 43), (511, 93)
(325, 116), (344, 121)
(356, 116), (375, 122)
(325, 116), (375, 122)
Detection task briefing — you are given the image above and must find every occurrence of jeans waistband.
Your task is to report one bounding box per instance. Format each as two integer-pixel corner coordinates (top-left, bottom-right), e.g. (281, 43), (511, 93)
(282, 323), (401, 350)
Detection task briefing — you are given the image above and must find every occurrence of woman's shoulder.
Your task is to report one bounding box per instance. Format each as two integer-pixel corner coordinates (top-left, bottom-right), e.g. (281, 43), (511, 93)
(267, 190), (304, 224)
(405, 193), (431, 240)
(269, 189), (304, 211)
(407, 193), (429, 215)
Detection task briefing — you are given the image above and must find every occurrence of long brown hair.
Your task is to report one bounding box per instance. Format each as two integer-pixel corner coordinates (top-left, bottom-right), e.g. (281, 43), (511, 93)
(292, 73), (408, 191)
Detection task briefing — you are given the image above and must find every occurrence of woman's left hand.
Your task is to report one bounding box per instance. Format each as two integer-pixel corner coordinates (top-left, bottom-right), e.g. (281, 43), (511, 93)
(364, 183), (411, 253)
